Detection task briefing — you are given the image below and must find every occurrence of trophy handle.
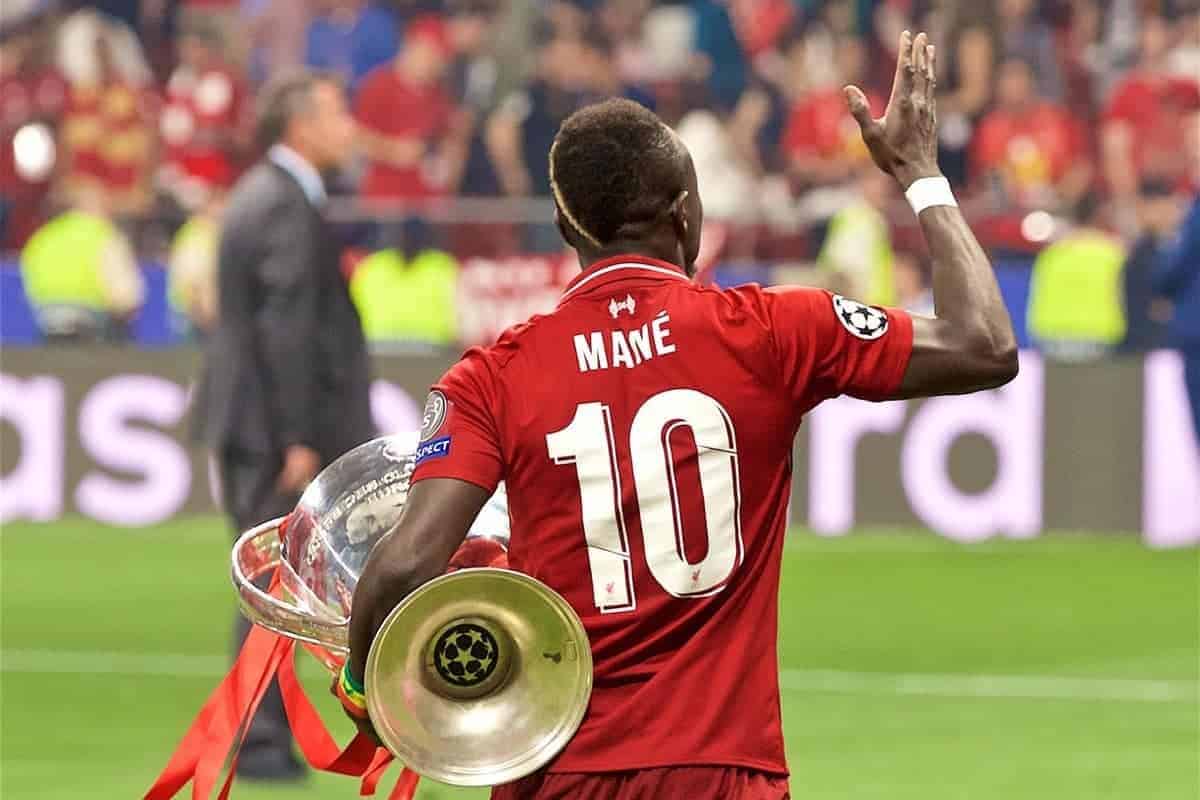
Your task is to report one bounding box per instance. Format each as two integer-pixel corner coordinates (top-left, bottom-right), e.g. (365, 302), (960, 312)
(231, 518), (349, 653)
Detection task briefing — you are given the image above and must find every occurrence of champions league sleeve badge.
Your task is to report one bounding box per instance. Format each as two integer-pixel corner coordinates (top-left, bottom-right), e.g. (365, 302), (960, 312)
(417, 390), (452, 465)
(420, 390), (449, 441)
(832, 294), (889, 341)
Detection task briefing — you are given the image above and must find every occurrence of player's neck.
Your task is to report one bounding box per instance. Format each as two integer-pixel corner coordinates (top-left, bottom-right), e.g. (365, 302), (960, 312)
(575, 238), (686, 275)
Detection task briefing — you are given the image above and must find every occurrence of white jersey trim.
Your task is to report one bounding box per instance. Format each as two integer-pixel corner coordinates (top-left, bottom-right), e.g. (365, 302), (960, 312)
(561, 262), (690, 303)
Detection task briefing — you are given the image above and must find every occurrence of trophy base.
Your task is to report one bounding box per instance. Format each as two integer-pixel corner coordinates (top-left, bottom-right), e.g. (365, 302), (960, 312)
(365, 568), (592, 787)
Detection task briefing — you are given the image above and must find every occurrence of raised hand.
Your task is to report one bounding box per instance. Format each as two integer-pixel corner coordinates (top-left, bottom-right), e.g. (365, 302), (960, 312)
(845, 30), (940, 189)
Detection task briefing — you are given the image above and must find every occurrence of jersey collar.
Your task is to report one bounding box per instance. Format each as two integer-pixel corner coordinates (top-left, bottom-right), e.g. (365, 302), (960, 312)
(559, 254), (691, 304)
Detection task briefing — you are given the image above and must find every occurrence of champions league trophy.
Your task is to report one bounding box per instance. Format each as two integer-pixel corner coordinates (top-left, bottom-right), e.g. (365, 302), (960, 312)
(231, 435), (593, 786)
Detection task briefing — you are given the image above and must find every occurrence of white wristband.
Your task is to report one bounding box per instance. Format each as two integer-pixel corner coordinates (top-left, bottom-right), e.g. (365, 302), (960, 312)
(905, 177), (957, 215)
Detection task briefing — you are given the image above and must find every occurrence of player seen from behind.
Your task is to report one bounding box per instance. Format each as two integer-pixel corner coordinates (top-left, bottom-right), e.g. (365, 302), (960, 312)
(344, 30), (1018, 800)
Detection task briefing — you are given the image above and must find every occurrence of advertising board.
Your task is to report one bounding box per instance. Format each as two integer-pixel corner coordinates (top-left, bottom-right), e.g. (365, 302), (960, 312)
(2, 349), (1196, 546)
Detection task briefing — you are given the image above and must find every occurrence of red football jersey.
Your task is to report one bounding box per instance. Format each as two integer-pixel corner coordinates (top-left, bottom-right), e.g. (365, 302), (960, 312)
(411, 255), (913, 775)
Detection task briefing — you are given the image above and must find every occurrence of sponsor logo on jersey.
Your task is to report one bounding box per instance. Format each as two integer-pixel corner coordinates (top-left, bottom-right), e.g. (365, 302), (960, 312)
(415, 436), (451, 465)
(419, 390), (448, 441)
(832, 294), (889, 340)
(608, 294), (636, 319)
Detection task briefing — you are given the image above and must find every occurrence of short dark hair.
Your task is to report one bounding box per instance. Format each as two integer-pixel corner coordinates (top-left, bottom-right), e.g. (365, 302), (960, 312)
(549, 98), (688, 248)
(255, 69), (341, 148)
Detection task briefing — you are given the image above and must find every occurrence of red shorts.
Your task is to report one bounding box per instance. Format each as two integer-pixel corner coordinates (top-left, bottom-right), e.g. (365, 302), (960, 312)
(491, 766), (790, 800)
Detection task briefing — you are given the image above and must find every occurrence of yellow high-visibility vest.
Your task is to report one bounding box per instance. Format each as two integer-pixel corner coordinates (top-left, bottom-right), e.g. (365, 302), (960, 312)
(20, 210), (114, 310)
(350, 248), (459, 344)
(1028, 230), (1127, 345)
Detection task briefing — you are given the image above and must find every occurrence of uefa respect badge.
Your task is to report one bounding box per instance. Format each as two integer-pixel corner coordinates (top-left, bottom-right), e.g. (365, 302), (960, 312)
(416, 390), (452, 465)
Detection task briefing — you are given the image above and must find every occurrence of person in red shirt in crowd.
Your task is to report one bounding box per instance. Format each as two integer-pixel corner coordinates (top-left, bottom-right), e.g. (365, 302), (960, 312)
(343, 33), (1018, 799)
(972, 57), (1092, 211)
(355, 15), (460, 202)
(0, 23), (69, 250)
(782, 35), (882, 189)
(60, 31), (157, 214)
(159, 20), (250, 211)
(729, 0), (796, 61)
(1102, 14), (1200, 201)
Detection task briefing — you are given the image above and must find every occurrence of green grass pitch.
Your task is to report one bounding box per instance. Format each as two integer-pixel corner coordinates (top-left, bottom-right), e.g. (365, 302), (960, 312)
(1, 518), (1196, 799)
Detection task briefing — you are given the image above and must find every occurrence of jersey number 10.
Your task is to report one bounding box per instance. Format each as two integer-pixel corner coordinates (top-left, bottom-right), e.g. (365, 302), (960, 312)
(546, 389), (744, 613)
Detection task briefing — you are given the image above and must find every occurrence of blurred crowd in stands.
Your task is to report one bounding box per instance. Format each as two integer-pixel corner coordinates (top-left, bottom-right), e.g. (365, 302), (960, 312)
(2, 0), (1199, 355)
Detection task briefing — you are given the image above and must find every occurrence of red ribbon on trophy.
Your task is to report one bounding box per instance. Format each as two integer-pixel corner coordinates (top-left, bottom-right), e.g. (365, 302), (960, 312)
(144, 559), (419, 800)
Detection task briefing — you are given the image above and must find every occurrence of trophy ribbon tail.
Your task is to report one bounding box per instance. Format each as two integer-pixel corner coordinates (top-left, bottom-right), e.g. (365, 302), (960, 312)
(277, 646), (420, 799)
(146, 591), (419, 799)
(144, 622), (294, 800)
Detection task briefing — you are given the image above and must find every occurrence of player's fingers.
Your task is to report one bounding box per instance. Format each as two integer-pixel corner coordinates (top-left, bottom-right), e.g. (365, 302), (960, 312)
(843, 85), (877, 135)
(926, 44), (936, 126)
(889, 30), (913, 107)
(911, 32), (929, 100)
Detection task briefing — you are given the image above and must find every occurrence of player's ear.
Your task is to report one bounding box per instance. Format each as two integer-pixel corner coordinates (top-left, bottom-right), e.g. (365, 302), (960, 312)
(669, 190), (690, 243)
(554, 206), (576, 248)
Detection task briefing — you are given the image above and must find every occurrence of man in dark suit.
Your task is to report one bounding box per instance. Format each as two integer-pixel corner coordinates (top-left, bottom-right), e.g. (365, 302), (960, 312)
(197, 70), (376, 780)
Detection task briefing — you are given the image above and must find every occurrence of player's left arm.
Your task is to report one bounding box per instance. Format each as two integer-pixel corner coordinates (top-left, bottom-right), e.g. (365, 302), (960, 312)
(347, 478), (490, 684)
(347, 355), (506, 689)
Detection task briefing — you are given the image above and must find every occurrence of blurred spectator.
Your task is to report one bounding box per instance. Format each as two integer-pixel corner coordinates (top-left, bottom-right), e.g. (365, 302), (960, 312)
(937, 5), (996, 185)
(446, 0), (502, 196)
(1102, 15), (1200, 205)
(677, 108), (759, 225)
(159, 19), (249, 211)
(995, 0), (1063, 101)
(483, 0), (544, 105)
(487, 30), (610, 198)
(727, 78), (787, 178)
(1155, 192), (1200, 446)
(356, 15), (458, 202)
(781, 35), (879, 192)
(1121, 180), (1184, 352)
(0, 0), (43, 27)
(640, 3), (696, 85)
(349, 219), (458, 345)
(815, 168), (897, 307)
(596, 0), (654, 89)
(1169, 8), (1200, 81)
(167, 190), (223, 337)
(729, 0), (796, 64)
(58, 14), (158, 214)
(19, 186), (145, 340)
(244, 0), (312, 85)
(1, 22), (69, 250)
(690, 0), (749, 111)
(544, 0), (593, 39)
(972, 57), (1092, 213)
(305, 0), (400, 90)
(1027, 199), (1127, 360)
(177, 0), (246, 70)
(83, 0), (151, 33)
(56, 7), (154, 88)
(1060, 0), (1110, 119)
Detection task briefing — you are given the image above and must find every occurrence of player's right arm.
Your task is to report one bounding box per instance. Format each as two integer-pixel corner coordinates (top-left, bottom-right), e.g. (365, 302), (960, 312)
(846, 30), (1019, 398)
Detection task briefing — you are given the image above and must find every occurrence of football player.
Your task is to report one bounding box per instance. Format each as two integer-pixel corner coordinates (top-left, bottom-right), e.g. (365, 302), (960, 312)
(346, 31), (1017, 799)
